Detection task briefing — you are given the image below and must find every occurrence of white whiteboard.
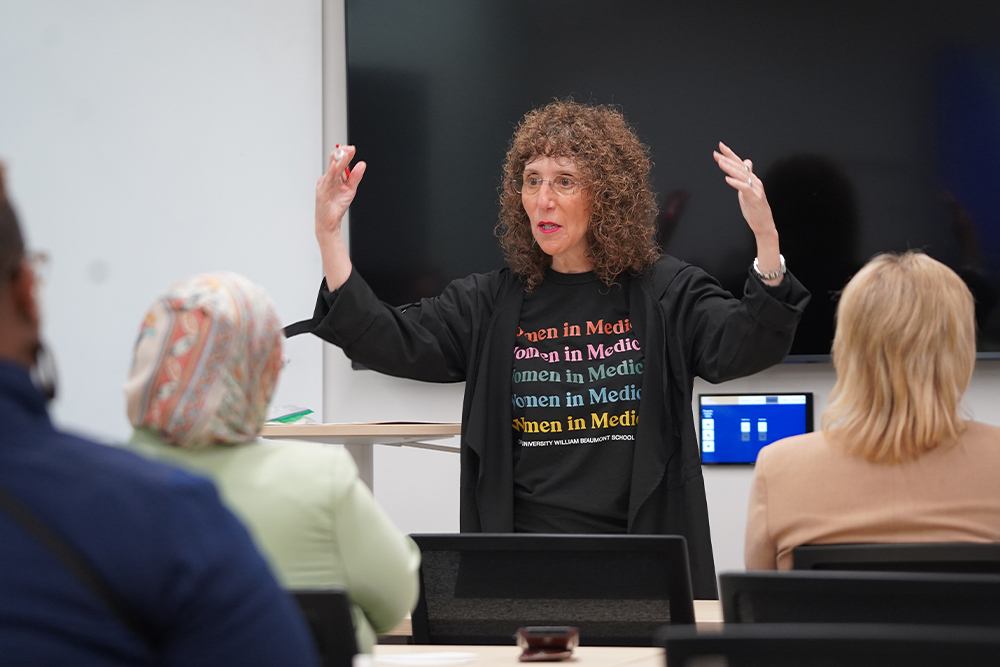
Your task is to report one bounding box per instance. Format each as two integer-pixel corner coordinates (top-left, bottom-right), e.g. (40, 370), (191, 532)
(0, 0), (324, 441)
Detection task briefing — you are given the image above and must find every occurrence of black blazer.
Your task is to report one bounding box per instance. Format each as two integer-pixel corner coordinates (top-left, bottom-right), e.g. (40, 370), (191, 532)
(287, 254), (810, 599)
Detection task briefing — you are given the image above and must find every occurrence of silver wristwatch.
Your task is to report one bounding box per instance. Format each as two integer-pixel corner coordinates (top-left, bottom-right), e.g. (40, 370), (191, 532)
(753, 254), (786, 281)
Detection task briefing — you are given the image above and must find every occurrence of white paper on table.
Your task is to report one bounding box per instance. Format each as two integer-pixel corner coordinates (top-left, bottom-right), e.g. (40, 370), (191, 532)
(371, 652), (478, 666)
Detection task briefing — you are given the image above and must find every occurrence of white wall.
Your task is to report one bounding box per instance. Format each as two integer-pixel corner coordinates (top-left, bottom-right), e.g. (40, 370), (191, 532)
(0, 0), (325, 442)
(319, 0), (1000, 576)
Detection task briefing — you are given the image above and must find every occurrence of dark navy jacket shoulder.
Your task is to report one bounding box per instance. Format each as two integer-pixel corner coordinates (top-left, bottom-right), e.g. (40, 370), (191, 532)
(0, 362), (317, 666)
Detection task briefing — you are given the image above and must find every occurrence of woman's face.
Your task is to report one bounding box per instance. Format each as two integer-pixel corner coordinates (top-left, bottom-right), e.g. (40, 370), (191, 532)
(521, 155), (593, 273)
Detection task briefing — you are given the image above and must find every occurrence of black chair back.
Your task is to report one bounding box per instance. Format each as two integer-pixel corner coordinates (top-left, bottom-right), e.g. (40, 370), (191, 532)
(720, 570), (1000, 627)
(291, 588), (358, 667)
(793, 542), (1000, 573)
(659, 623), (1000, 667)
(410, 533), (695, 646)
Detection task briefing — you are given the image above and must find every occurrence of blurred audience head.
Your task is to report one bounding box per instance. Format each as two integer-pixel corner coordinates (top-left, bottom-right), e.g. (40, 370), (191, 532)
(823, 251), (975, 463)
(0, 163), (43, 372)
(125, 271), (284, 449)
(0, 164), (26, 277)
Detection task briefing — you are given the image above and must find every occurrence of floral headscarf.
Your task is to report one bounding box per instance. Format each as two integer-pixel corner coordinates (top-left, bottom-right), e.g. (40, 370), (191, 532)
(124, 272), (283, 449)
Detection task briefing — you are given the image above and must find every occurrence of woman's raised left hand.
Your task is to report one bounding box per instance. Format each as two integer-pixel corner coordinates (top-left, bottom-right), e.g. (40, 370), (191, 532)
(713, 141), (777, 238)
(714, 142), (783, 285)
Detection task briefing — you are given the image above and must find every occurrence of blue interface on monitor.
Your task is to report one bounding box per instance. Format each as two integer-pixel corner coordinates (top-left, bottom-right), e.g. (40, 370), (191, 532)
(699, 393), (813, 464)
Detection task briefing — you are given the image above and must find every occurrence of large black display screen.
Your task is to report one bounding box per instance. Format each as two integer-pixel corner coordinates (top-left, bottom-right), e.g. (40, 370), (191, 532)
(345, 0), (1000, 359)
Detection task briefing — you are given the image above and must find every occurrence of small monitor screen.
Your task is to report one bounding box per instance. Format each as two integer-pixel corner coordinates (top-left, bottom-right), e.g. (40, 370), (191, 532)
(699, 393), (814, 465)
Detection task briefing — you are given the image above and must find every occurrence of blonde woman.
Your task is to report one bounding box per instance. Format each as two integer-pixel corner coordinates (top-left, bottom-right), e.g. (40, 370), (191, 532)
(745, 251), (1000, 570)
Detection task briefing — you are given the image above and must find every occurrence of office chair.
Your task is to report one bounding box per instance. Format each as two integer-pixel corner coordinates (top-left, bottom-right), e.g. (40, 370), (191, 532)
(720, 570), (1000, 627)
(658, 623), (1000, 667)
(290, 588), (358, 667)
(409, 533), (695, 646)
(793, 542), (1000, 573)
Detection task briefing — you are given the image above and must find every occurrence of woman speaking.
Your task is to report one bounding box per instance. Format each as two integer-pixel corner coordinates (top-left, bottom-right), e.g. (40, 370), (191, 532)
(289, 100), (809, 598)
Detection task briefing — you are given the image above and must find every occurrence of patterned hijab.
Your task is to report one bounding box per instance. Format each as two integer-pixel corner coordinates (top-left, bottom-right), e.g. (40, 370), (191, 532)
(124, 272), (284, 449)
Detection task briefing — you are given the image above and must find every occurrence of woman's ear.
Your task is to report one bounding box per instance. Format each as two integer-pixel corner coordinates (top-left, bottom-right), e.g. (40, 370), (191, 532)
(11, 261), (40, 330)
(0, 261), (42, 369)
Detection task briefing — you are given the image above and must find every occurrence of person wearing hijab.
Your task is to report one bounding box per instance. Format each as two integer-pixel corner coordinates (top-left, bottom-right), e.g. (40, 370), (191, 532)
(123, 271), (420, 652)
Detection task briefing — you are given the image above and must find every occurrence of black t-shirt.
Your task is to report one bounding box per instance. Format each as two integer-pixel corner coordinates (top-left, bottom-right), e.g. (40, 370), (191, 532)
(511, 269), (644, 533)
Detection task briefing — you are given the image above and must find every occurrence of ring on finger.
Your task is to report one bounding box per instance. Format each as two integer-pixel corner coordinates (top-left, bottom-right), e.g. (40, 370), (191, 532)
(744, 164), (750, 172)
(747, 176), (752, 186)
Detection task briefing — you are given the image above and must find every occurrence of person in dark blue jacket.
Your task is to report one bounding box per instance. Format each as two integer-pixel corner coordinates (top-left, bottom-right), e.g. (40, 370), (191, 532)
(0, 164), (318, 666)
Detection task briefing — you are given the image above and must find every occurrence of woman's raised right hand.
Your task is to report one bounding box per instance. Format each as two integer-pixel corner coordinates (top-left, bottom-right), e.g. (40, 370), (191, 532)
(315, 145), (366, 290)
(315, 145), (367, 241)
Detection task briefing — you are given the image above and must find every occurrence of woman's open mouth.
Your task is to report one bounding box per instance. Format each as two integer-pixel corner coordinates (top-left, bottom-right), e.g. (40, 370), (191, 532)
(538, 222), (561, 234)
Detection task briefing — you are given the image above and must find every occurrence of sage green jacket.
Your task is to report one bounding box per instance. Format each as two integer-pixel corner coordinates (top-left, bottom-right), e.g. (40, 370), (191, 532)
(127, 428), (420, 652)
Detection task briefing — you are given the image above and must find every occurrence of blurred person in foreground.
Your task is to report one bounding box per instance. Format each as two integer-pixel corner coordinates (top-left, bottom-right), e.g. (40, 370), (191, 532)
(124, 271), (420, 653)
(0, 165), (317, 665)
(745, 251), (1000, 570)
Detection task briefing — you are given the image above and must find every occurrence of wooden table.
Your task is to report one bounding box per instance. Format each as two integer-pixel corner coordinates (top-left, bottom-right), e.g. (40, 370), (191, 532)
(370, 643), (664, 667)
(380, 599), (723, 642)
(260, 422), (461, 489)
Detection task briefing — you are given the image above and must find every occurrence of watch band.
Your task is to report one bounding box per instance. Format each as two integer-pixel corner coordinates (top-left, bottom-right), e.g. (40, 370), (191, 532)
(753, 254), (786, 281)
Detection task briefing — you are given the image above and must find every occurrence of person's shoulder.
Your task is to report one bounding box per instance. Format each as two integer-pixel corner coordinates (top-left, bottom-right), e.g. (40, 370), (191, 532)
(250, 437), (361, 499)
(55, 430), (210, 490)
(438, 267), (522, 306)
(643, 254), (686, 281)
(451, 267), (518, 291)
(958, 421), (1000, 453)
(962, 420), (1000, 437)
(638, 254), (710, 297)
(32, 432), (229, 542)
(253, 437), (358, 475)
(755, 431), (832, 472)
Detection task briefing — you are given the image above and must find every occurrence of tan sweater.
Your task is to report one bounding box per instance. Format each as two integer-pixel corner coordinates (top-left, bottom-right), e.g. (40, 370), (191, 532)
(745, 420), (1000, 570)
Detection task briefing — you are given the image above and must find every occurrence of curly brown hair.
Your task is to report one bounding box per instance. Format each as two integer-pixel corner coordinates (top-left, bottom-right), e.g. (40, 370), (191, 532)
(496, 99), (660, 290)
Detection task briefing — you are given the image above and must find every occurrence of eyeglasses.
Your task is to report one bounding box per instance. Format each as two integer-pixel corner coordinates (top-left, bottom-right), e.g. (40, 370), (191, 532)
(26, 251), (50, 287)
(4, 251), (48, 284)
(513, 175), (584, 196)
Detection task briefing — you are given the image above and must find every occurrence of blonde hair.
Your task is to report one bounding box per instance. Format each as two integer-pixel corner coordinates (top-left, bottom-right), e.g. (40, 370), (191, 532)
(822, 251), (975, 463)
